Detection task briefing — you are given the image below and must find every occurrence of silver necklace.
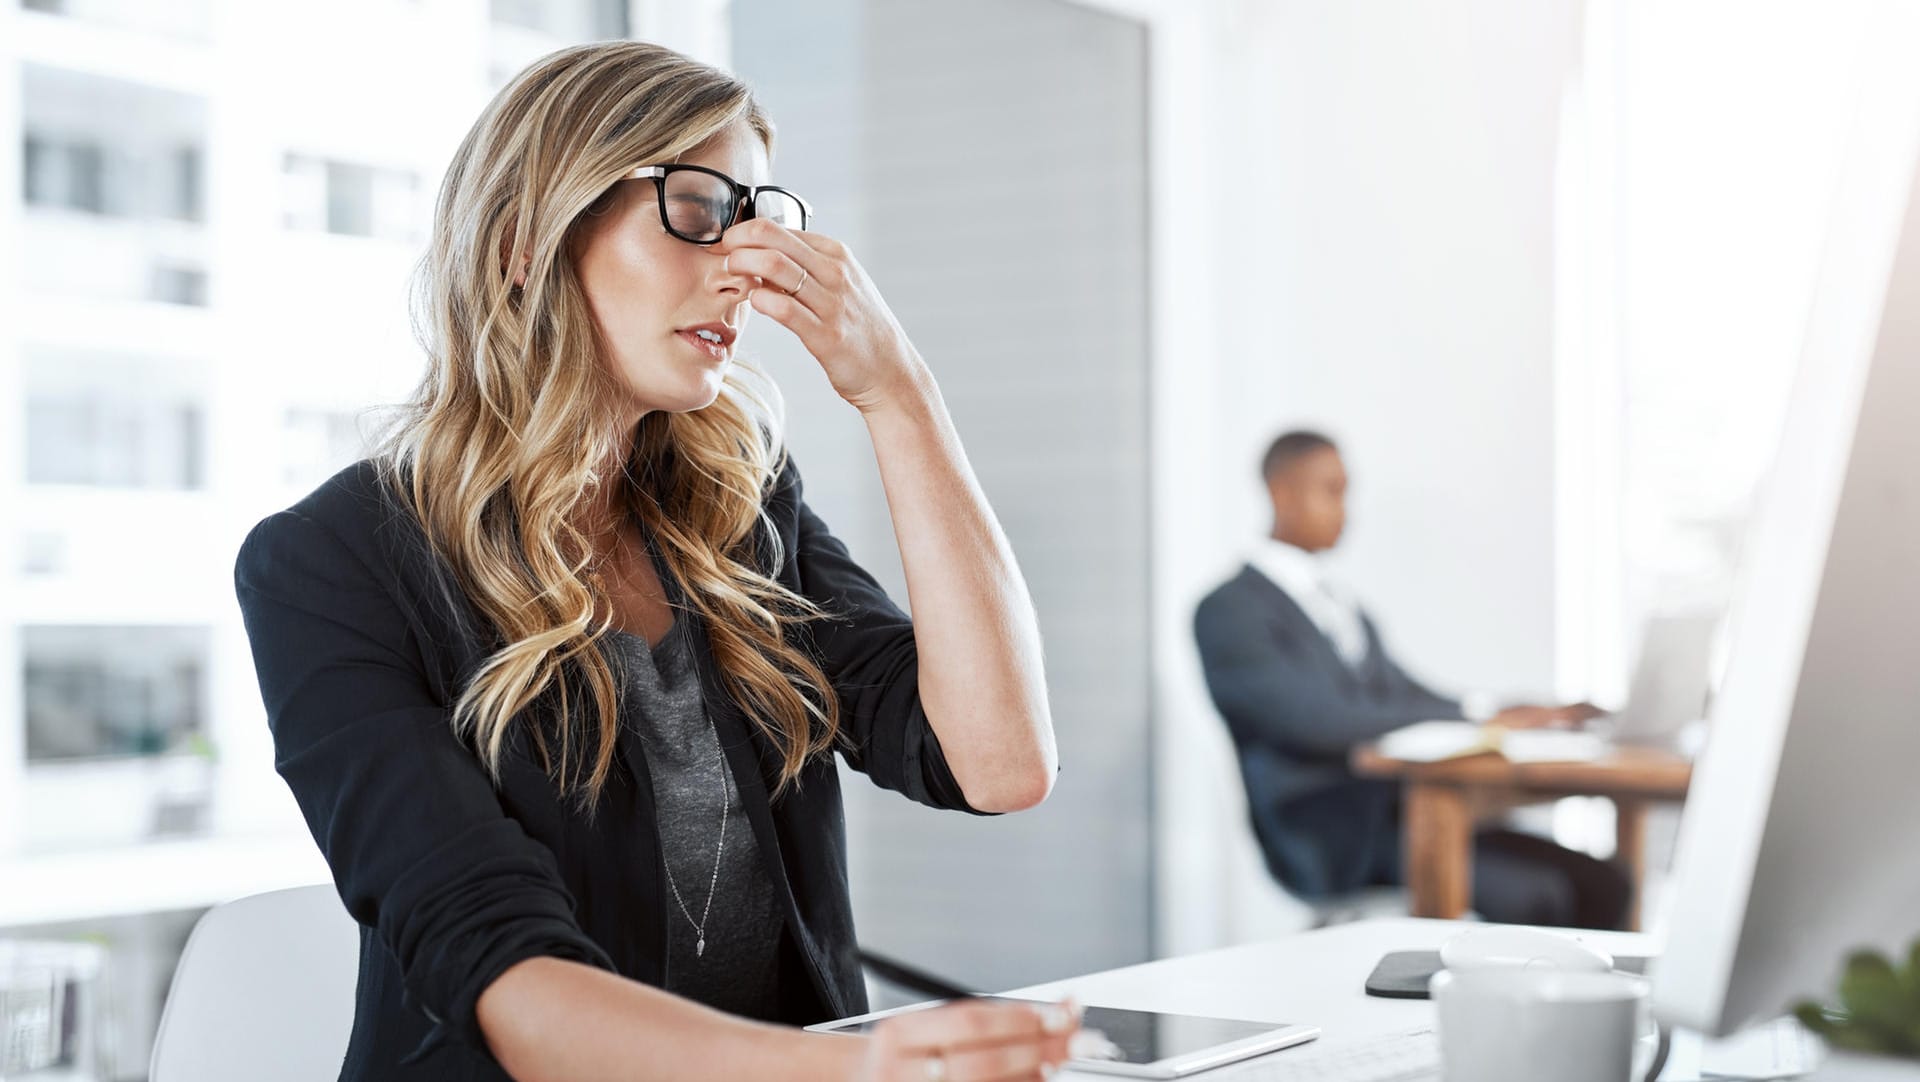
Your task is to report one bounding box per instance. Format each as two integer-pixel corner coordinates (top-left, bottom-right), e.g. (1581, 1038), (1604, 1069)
(662, 730), (729, 959)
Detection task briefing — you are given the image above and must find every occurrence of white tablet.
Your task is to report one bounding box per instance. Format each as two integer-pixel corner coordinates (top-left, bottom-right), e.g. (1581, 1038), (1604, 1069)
(811, 996), (1320, 1079)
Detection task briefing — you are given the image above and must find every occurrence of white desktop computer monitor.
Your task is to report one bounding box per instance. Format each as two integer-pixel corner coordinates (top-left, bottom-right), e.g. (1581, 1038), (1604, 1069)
(1651, 3), (1920, 1037)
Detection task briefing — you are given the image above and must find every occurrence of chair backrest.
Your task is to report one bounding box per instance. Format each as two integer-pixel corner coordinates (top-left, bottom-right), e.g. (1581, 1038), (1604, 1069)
(150, 884), (358, 1082)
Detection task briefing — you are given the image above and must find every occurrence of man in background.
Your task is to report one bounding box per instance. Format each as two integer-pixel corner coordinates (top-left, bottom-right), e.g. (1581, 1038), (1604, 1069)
(1193, 430), (1629, 929)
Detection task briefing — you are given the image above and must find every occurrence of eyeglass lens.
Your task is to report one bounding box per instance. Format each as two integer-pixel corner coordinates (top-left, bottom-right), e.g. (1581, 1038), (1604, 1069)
(660, 170), (805, 242)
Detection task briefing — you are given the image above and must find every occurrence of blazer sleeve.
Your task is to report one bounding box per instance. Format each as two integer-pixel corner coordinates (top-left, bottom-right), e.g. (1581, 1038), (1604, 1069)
(234, 507), (615, 1063)
(1193, 585), (1455, 759)
(768, 459), (990, 816)
(1365, 615), (1465, 720)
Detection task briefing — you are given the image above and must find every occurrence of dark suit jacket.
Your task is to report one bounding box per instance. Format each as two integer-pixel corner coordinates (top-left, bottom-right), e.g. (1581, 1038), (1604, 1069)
(1193, 564), (1461, 898)
(234, 457), (983, 1080)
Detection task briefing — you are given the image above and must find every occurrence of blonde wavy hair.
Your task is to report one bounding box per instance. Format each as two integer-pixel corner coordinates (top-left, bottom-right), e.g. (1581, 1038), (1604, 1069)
(369, 41), (839, 805)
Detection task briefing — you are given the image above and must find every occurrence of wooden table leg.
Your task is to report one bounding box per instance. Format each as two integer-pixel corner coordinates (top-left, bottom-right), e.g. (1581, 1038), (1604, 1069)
(1614, 798), (1649, 931)
(1404, 782), (1474, 919)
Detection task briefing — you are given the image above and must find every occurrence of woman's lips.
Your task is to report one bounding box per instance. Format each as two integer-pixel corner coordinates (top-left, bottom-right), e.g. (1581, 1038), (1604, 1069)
(676, 330), (730, 361)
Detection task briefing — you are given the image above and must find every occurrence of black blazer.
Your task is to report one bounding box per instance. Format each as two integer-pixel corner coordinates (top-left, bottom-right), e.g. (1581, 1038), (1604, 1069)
(234, 457), (983, 1080)
(1192, 564), (1460, 898)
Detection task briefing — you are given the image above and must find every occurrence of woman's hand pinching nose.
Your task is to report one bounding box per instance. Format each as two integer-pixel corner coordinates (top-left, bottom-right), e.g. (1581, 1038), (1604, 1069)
(722, 251), (766, 289)
(712, 216), (926, 415)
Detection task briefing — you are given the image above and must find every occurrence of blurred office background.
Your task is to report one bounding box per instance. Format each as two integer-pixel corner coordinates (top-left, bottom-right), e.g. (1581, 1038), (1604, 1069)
(0, 0), (1881, 1075)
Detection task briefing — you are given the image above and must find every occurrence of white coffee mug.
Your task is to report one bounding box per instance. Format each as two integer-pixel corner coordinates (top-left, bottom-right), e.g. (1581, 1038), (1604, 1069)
(1431, 968), (1660, 1082)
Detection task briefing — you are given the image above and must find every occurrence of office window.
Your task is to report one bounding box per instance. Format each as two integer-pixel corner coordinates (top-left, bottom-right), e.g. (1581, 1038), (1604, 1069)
(21, 134), (107, 215)
(24, 626), (210, 762)
(2, 4), (645, 1072)
(1556, 0), (1879, 695)
(21, 66), (211, 307)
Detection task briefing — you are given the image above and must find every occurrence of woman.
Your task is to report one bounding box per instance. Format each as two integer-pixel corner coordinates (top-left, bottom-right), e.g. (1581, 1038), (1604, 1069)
(234, 40), (1074, 1081)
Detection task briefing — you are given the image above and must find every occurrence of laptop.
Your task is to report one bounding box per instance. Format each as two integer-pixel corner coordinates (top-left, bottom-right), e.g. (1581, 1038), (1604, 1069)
(1598, 613), (1719, 748)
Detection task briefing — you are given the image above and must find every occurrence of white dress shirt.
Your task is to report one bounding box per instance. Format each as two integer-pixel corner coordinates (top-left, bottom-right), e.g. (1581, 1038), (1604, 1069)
(1245, 539), (1496, 721)
(1247, 539), (1371, 670)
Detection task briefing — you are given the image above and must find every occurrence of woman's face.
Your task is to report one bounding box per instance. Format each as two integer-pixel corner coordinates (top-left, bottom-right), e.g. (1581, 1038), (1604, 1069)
(568, 122), (768, 423)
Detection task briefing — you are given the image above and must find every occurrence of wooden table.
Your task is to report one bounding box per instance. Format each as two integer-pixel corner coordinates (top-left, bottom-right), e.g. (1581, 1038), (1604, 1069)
(1350, 743), (1692, 929)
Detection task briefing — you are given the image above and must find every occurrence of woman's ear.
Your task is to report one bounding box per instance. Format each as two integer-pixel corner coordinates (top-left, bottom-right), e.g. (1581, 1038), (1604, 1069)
(499, 223), (531, 288)
(502, 247), (530, 288)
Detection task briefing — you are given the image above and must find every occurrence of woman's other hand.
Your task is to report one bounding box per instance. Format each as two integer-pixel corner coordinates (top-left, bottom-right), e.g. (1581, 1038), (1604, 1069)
(857, 998), (1080, 1082)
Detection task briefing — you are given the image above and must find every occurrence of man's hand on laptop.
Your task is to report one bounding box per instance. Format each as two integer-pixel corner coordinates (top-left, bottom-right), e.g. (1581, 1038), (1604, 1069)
(1488, 702), (1605, 730)
(1553, 701), (1608, 725)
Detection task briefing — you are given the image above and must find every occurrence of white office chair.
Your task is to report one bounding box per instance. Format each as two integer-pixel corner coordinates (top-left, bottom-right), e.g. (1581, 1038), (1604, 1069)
(150, 884), (358, 1082)
(1197, 719), (1412, 935)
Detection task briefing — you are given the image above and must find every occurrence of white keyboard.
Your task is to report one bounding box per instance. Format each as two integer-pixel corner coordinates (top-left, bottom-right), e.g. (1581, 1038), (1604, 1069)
(1680, 1014), (1823, 1079)
(1202, 1028), (1439, 1081)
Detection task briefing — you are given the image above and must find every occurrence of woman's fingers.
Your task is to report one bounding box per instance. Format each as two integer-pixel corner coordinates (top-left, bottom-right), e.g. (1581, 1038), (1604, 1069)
(940, 1039), (1050, 1081)
(885, 999), (1052, 1049)
(745, 285), (826, 338)
(724, 246), (816, 306)
(713, 215), (837, 283)
(712, 214), (922, 409)
(871, 999), (1079, 1081)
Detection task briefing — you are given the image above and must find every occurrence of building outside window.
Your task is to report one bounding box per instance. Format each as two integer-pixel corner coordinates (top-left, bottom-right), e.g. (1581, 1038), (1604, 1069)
(24, 626), (207, 763)
(282, 152), (422, 243)
(3, 6), (643, 1074)
(19, 64), (209, 307)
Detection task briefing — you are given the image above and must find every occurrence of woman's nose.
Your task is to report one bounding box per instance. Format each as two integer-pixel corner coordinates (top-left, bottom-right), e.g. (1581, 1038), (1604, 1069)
(716, 250), (760, 293)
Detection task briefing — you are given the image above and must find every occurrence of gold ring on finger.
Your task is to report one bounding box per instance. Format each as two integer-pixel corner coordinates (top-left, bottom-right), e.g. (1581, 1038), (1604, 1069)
(787, 268), (809, 296)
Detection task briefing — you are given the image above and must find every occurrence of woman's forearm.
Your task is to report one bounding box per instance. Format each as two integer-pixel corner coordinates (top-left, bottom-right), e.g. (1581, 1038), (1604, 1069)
(476, 957), (862, 1081)
(859, 361), (1057, 812)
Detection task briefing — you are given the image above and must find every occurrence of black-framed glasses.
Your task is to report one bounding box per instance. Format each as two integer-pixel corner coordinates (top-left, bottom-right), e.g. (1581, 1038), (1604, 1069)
(625, 163), (813, 244)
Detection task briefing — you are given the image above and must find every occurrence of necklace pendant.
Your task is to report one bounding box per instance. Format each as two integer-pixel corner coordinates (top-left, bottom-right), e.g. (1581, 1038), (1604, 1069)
(696, 936), (706, 958)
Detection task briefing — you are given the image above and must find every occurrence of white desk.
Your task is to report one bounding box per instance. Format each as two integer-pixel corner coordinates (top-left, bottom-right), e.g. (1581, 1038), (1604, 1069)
(1004, 918), (1657, 1078)
(840, 918), (1815, 1079)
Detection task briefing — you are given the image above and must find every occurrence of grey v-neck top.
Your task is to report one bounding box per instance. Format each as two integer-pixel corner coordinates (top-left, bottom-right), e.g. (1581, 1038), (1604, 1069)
(607, 622), (784, 1018)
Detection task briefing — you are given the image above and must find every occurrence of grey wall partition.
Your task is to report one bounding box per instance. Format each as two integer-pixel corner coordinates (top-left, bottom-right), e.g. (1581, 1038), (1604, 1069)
(730, 0), (1153, 993)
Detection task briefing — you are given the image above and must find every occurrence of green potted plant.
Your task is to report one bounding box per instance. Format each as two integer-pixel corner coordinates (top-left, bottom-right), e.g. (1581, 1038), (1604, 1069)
(1794, 941), (1920, 1080)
